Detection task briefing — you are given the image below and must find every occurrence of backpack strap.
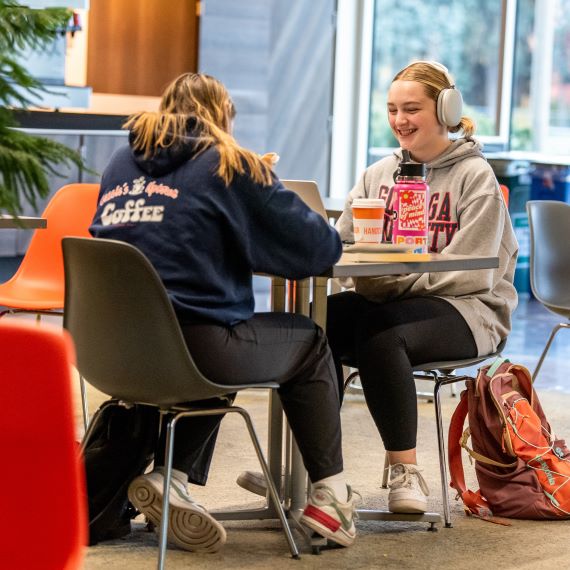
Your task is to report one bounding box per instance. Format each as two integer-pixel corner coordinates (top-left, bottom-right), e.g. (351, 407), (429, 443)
(448, 389), (512, 525)
(448, 390), (474, 498)
(487, 356), (510, 378)
(459, 429), (518, 468)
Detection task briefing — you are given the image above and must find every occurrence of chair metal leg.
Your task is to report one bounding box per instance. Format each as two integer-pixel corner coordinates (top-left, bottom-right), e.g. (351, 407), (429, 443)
(79, 374), (90, 431)
(157, 406), (300, 564)
(235, 408), (300, 559)
(381, 454), (390, 488)
(415, 370), (439, 401)
(532, 322), (570, 383)
(434, 379), (453, 528)
(158, 415), (176, 570)
(284, 420), (292, 509)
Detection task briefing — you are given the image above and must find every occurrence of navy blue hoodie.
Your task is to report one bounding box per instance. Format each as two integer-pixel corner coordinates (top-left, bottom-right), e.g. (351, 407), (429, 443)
(89, 132), (342, 326)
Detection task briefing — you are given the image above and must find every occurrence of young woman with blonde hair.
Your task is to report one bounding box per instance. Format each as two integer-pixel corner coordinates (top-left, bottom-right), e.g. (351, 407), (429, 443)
(89, 73), (357, 551)
(328, 61), (518, 514)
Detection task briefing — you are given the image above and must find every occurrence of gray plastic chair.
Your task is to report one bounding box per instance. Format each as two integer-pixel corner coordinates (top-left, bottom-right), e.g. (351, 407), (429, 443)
(527, 200), (570, 382)
(343, 339), (506, 529)
(62, 237), (299, 568)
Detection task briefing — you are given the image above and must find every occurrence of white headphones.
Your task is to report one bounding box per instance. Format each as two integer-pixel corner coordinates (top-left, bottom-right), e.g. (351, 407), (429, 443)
(408, 60), (463, 127)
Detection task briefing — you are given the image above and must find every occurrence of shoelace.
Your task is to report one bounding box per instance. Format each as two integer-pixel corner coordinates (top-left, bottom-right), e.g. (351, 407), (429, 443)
(389, 464), (430, 495)
(315, 484), (363, 528)
(312, 484), (362, 520)
(164, 476), (209, 510)
(348, 486), (362, 522)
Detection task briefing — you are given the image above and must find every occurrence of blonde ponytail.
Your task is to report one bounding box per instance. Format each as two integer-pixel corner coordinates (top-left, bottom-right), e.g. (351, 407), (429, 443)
(451, 116), (476, 139)
(124, 73), (273, 187)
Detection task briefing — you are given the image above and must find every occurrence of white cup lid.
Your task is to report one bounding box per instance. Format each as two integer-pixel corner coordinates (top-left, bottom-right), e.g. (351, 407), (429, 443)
(352, 198), (386, 208)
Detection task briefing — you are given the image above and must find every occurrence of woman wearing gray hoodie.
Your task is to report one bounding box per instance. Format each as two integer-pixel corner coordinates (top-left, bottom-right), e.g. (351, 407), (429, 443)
(328, 61), (518, 514)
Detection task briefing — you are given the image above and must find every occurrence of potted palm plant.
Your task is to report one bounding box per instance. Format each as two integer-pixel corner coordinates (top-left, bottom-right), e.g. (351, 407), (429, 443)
(0, 0), (83, 216)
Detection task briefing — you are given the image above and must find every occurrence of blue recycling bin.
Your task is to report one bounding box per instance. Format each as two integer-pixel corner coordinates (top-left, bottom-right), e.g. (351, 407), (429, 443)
(488, 159), (532, 216)
(515, 164), (570, 297)
(489, 160), (533, 296)
(511, 212), (530, 296)
(530, 165), (570, 202)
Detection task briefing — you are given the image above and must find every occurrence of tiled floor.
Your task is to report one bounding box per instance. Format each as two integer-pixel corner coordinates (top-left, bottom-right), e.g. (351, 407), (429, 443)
(502, 294), (570, 392)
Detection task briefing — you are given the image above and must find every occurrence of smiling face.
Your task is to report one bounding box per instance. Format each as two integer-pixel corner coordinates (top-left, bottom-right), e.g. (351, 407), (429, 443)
(387, 80), (451, 163)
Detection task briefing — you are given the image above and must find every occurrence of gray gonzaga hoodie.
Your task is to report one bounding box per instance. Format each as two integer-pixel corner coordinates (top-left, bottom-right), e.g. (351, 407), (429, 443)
(336, 138), (519, 356)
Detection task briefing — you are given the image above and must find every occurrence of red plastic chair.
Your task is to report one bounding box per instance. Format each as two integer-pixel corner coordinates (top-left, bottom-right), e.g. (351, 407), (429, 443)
(0, 183), (99, 318)
(0, 320), (87, 569)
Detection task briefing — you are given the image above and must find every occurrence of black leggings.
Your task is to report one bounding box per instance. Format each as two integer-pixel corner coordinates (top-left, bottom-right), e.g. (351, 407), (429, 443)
(326, 292), (477, 451)
(155, 312), (343, 484)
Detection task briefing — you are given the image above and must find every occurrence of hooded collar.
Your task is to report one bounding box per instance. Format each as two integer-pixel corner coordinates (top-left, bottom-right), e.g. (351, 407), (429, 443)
(391, 138), (485, 182)
(129, 117), (208, 178)
(392, 138), (484, 169)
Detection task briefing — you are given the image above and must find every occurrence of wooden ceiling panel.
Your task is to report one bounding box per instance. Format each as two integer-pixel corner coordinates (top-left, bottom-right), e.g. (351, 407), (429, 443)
(87, 0), (199, 96)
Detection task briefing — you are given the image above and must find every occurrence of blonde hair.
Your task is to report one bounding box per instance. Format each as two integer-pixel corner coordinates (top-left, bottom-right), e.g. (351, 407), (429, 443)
(394, 61), (475, 138)
(124, 73), (272, 186)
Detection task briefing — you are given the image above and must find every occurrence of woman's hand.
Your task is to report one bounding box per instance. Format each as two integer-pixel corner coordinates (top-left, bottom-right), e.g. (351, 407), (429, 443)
(260, 152), (280, 166)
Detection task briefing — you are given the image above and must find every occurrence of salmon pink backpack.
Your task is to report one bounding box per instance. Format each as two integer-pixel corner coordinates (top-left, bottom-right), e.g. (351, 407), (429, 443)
(448, 358), (570, 523)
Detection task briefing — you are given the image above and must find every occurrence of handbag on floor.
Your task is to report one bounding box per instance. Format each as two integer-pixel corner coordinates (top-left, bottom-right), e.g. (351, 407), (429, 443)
(448, 358), (570, 523)
(81, 402), (159, 544)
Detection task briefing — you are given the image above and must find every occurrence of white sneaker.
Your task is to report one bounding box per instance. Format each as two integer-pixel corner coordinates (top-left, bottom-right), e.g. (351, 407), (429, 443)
(128, 471), (226, 553)
(300, 484), (358, 547)
(236, 470), (284, 497)
(387, 463), (429, 514)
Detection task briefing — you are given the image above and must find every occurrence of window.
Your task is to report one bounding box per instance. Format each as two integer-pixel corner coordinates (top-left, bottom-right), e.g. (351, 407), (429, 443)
(367, 0), (508, 164)
(331, 0), (570, 198)
(551, 1), (570, 133)
(364, 0), (570, 161)
(512, 0), (570, 153)
(510, 0), (534, 150)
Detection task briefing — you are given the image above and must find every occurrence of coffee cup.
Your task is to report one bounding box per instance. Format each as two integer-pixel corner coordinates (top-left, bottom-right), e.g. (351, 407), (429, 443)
(352, 198), (386, 244)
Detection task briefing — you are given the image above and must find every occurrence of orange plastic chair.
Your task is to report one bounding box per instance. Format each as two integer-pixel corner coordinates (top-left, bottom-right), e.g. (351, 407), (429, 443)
(0, 183), (99, 318)
(0, 320), (87, 569)
(499, 184), (510, 208)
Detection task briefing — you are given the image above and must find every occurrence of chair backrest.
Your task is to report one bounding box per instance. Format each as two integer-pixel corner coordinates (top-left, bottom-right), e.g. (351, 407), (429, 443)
(63, 237), (244, 407)
(0, 320), (86, 569)
(527, 200), (570, 312)
(6, 183), (100, 296)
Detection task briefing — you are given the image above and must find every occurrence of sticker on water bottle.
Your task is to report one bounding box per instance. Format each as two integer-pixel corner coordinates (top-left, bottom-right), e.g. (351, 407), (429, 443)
(398, 190), (427, 231)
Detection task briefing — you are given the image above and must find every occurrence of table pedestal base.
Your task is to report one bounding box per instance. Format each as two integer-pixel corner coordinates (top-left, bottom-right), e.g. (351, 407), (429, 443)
(308, 509), (442, 555)
(358, 508), (441, 528)
(213, 504), (442, 552)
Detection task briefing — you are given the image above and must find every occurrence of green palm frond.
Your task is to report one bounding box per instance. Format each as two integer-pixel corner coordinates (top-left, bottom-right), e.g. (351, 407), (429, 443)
(0, 0), (87, 217)
(0, 1), (70, 53)
(0, 128), (83, 213)
(0, 55), (45, 109)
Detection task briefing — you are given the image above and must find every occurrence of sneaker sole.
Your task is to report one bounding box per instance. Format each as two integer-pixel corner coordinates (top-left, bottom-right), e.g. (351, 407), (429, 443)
(236, 471), (285, 498)
(236, 472), (267, 497)
(388, 499), (427, 514)
(128, 477), (226, 553)
(300, 513), (355, 547)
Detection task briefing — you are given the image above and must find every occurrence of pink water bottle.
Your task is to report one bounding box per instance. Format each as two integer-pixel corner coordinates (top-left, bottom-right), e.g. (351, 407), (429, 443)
(392, 162), (429, 253)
